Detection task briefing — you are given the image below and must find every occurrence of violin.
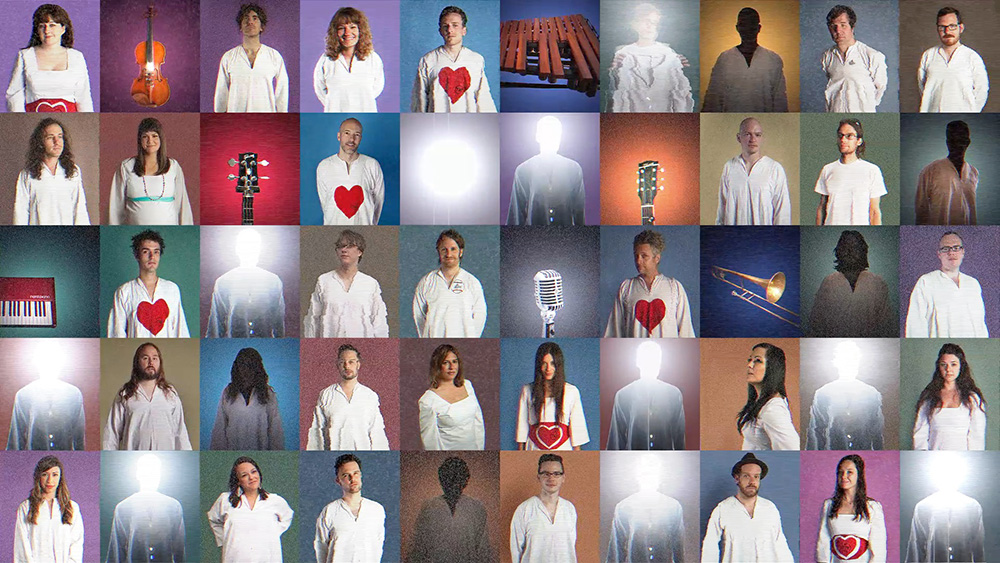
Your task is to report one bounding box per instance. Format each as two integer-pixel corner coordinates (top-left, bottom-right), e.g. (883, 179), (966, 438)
(131, 3), (170, 107)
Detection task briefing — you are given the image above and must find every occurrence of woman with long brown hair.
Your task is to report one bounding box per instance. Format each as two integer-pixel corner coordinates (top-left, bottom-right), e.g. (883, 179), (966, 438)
(418, 343), (485, 450)
(209, 347), (285, 450)
(516, 342), (589, 450)
(109, 117), (193, 225)
(14, 455), (84, 562)
(816, 454), (887, 563)
(313, 6), (384, 112)
(913, 342), (986, 450)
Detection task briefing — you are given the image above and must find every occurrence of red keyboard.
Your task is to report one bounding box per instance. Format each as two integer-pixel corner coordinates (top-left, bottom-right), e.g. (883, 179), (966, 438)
(0, 277), (56, 327)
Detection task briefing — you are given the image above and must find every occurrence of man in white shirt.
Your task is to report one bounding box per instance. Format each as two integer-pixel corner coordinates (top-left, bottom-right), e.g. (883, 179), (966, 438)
(206, 228), (285, 337)
(507, 115), (586, 226)
(411, 5), (496, 112)
(815, 118), (886, 226)
(314, 454), (386, 563)
(905, 231), (988, 337)
(413, 229), (487, 337)
(701, 453), (793, 563)
(102, 342), (193, 450)
(607, 341), (685, 450)
(213, 3), (289, 112)
(715, 117), (791, 225)
(916, 120), (978, 225)
(317, 118), (385, 225)
(821, 5), (887, 112)
(511, 454), (578, 563)
(108, 230), (190, 338)
(306, 344), (390, 450)
(702, 7), (788, 112)
(918, 6), (989, 112)
(14, 117), (89, 225)
(605, 230), (695, 338)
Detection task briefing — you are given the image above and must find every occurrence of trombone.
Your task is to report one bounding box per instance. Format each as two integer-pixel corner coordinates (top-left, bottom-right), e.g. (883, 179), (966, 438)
(711, 266), (800, 328)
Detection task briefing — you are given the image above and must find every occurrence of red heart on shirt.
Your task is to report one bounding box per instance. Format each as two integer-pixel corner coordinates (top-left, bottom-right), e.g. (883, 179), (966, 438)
(531, 423), (569, 450)
(634, 299), (666, 332)
(334, 185), (364, 218)
(136, 299), (169, 335)
(32, 100), (70, 112)
(832, 534), (868, 560)
(438, 67), (471, 104)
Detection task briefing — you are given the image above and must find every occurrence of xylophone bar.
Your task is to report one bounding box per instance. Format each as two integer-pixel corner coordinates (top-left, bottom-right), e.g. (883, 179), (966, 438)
(500, 14), (598, 95)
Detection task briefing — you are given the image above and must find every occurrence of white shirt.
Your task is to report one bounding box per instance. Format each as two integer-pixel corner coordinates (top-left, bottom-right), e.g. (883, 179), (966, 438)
(109, 158), (193, 225)
(715, 155), (790, 226)
(608, 42), (694, 112)
(904, 270), (988, 338)
(701, 495), (794, 563)
(409, 495), (492, 562)
(317, 153), (385, 225)
(814, 159), (887, 225)
(412, 268), (487, 338)
(507, 153), (585, 226)
(214, 44), (288, 112)
(740, 396), (800, 451)
(918, 44), (989, 112)
(13, 499), (83, 563)
(604, 274), (695, 338)
(209, 389), (284, 450)
(207, 492), (294, 563)
(806, 379), (884, 450)
(915, 158), (978, 225)
(207, 266), (285, 337)
(6, 47), (93, 112)
(107, 277), (190, 338)
(411, 46), (496, 112)
(6, 379), (86, 451)
(702, 46), (788, 112)
(418, 379), (485, 450)
(14, 165), (89, 225)
(809, 271), (896, 337)
(314, 51), (385, 112)
(516, 383), (589, 450)
(606, 378), (685, 450)
(905, 491), (984, 563)
(306, 382), (389, 451)
(303, 271), (389, 338)
(607, 491), (684, 563)
(101, 384), (192, 450)
(314, 498), (385, 563)
(912, 397), (986, 451)
(510, 496), (577, 563)
(822, 41), (888, 112)
(107, 491), (185, 563)
(816, 499), (887, 563)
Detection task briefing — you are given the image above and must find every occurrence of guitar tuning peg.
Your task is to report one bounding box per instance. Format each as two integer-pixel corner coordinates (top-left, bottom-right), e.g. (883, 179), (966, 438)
(259, 160), (269, 167)
(227, 158), (237, 167)
(227, 174), (237, 180)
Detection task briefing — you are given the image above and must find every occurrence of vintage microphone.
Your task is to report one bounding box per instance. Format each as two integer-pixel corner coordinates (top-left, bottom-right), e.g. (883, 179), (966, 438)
(533, 270), (564, 338)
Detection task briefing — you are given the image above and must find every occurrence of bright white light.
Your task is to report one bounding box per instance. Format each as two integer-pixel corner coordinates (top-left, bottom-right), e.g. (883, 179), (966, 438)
(634, 454), (662, 492)
(536, 116), (562, 155)
(929, 452), (965, 492)
(137, 454), (162, 492)
(33, 340), (64, 382)
(235, 228), (262, 268)
(636, 341), (662, 381)
(422, 138), (477, 196)
(833, 341), (860, 381)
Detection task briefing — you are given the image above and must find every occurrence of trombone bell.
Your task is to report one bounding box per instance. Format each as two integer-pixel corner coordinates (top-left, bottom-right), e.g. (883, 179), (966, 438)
(711, 266), (799, 327)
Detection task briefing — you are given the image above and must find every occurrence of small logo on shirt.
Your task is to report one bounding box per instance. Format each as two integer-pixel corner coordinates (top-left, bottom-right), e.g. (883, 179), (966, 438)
(848, 60), (855, 65)
(450, 279), (465, 294)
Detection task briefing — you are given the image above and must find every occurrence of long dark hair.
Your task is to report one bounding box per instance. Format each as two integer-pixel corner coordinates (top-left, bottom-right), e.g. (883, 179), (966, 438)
(27, 4), (74, 48)
(834, 230), (869, 291)
(437, 456), (469, 515)
(27, 455), (73, 525)
(224, 348), (273, 405)
(429, 344), (464, 389)
(838, 118), (866, 158)
(119, 342), (175, 402)
(26, 118), (76, 180)
(828, 454), (872, 522)
(132, 118), (171, 176)
(228, 456), (269, 508)
(532, 342), (566, 424)
(325, 7), (374, 60)
(915, 343), (986, 422)
(736, 343), (788, 433)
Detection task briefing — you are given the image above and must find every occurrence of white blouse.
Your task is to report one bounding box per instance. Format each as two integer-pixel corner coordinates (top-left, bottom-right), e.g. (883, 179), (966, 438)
(13, 499), (83, 563)
(109, 158), (193, 225)
(418, 379), (485, 450)
(740, 396), (800, 450)
(913, 396), (986, 450)
(207, 492), (294, 563)
(6, 47), (93, 112)
(516, 382), (590, 450)
(313, 51), (385, 112)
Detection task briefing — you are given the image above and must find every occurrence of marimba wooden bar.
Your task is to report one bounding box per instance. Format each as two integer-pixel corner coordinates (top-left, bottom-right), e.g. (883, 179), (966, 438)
(500, 13), (599, 96)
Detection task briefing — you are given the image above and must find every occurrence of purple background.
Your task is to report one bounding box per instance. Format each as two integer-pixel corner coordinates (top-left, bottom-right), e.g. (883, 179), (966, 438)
(0, 451), (102, 561)
(199, 0), (300, 112)
(299, 0), (401, 113)
(499, 113), (600, 225)
(0, 0), (101, 112)
(898, 226), (1000, 335)
(100, 0), (201, 112)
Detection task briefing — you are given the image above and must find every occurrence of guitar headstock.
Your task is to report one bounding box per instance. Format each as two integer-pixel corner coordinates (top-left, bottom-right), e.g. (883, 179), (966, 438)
(227, 152), (269, 195)
(636, 160), (664, 206)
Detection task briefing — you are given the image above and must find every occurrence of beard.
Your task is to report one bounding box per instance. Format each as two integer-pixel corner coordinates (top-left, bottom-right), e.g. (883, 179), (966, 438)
(137, 367), (161, 381)
(739, 484), (759, 498)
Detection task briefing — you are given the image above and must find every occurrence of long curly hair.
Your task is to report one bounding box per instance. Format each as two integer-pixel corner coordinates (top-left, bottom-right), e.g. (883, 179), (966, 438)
(27, 4), (74, 48)
(228, 456), (269, 508)
(828, 454), (872, 522)
(224, 348), (273, 405)
(915, 343), (986, 422)
(132, 118), (171, 176)
(27, 455), (74, 525)
(119, 342), (175, 402)
(532, 342), (566, 424)
(736, 343), (788, 433)
(324, 7), (373, 60)
(26, 118), (76, 180)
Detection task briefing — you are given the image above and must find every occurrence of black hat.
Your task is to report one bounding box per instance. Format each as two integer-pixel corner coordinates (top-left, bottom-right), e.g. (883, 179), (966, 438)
(731, 453), (768, 478)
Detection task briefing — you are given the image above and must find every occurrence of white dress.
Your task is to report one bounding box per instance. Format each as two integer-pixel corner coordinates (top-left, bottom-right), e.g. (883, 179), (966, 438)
(13, 499), (84, 563)
(302, 271), (389, 338)
(912, 397), (986, 450)
(814, 159), (887, 225)
(207, 492), (294, 563)
(817, 499), (887, 563)
(108, 158), (193, 225)
(418, 379), (485, 450)
(209, 389), (284, 450)
(740, 396), (800, 450)
(516, 383), (590, 450)
(821, 41), (887, 112)
(214, 44), (288, 112)
(14, 165), (89, 225)
(411, 46), (496, 112)
(101, 384), (193, 450)
(313, 51), (385, 112)
(6, 47), (93, 112)
(608, 42), (694, 112)
(510, 496), (578, 563)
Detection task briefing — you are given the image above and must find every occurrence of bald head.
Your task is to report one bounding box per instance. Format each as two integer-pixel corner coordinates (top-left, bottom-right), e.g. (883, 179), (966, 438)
(736, 7), (761, 42)
(337, 118), (363, 157)
(737, 117), (763, 158)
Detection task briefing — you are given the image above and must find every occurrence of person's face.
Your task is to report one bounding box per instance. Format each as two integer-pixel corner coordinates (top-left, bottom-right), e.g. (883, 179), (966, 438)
(632, 11), (660, 42)
(633, 243), (661, 278)
(136, 239), (161, 274)
(735, 463), (762, 498)
(42, 123), (64, 160)
(937, 13), (963, 47)
(735, 13), (761, 42)
(828, 12), (854, 45)
(540, 353), (556, 381)
(241, 10), (263, 37)
(937, 233), (964, 271)
(938, 353), (961, 384)
(336, 21), (360, 49)
(335, 461), (362, 496)
(37, 17), (66, 46)
(738, 120), (763, 156)
(439, 13), (466, 46)
(837, 460), (858, 493)
(537, 460), (565, 495)
(337, 122), (362, 155)
(747, 347), (767, 385)
(141, 131), (160, 156)
(137, 345), (161, 379)
(437, 237), (462, 268)
(837, 123), (861, 157)
(39, 466), (61, 497)
(438, 351), (459, 382)
(337, 350), (361, 381)
(235, 462), (260, 493)
(336, 237), (362, 267)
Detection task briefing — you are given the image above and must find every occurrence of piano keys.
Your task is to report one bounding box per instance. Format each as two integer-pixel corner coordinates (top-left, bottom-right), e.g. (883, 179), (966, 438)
(0, 277), (56, 328)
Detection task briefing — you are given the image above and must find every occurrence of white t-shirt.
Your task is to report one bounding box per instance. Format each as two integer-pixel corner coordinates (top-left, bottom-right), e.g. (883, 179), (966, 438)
(814, 159), (887, 225)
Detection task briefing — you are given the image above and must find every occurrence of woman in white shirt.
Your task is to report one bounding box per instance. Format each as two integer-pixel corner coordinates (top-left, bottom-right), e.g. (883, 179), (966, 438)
(109, 118), (194, 225)
(418, 344), (485, 450)
(816, 454), (887, 563)
(207, 456), (294, 563)
(209, 348), (285, 450)
(737, 342), (800, 450)
(313, 7), (385, 112)
(14, 455), (84, 563)
(6, 4), (93, 112)
(516, 342), (590, 450)
(913, 343), (987, 450)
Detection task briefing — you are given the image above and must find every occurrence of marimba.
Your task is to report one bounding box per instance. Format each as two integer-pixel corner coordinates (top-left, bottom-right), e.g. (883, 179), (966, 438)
(500, 14), (600, 97)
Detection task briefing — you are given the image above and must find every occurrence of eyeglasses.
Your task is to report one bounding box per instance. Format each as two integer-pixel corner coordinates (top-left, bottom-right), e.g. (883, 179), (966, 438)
(837, 132), (858, 140)
(538, 471), (564, 477)
(938, 245), (964, 254)
(937, 23), (960, 32)
(335, 242), (358, 250)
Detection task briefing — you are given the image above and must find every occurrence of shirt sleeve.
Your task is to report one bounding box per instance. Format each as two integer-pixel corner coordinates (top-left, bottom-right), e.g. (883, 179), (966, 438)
(507, 170), (525, 225)
(6, 50), (26, 112)
(370, 280), (390, 338)
(303, 278), (324, 338)
(567, 385), (590, 447)
(806, 395), (825, 449)
(673, 280), (696, 338)
(369, 395), (391, 450)
(606, 394), (623, 450)
(206, 494), (228, 547)
(816, 500), (832, 563)
(13, 503), (32, 562)
(109, 161), (128, 225)
(969, 398), (986, 450)
(701, 53), (725, 111)
(72, 169), (90, 225)
(207, 283), (225, 338)
(411, 56), (429, 112)
(313, 55), (329, 107)
(68, 501), (84, 563)
(971, 51), (989, 112)
(418, 394), (441, 450)
(772, 57), (789, 112)
(13, 171), (29, 225)
(772, 164), (791, 225)
(814, 167), (829, 195)
(313, 504), (332, 563)
(773, 506), (795, 562)
(904, 279), (930, 338)
(871, 48), (888, 107)
(471, 382), (486, 450)
(672, 391), (686, 450)
(306, 392), (327, 450)
(273, 495), (294, 535)
(572, 167), (585, 225)
(412, 276), (428, 337)
(173, 286), (191, 338)
(371, 51), (386, 101)
(917, 51), (929, 95)
(72, 390), (86, 450)
(759, 398), (800, 450)
(371, 159), (385, 225)
(470, 275), (488, 337)
(700, 505), (723, 563)
(915, 166), (930, 224)
(715, 165), (729, 225)
(515, 386), (531, 445)
(510, 504), (527, 563)
(173, 162), (194, 226)
(102, 396), (124, 450)
(213, 53), (230, 112)
(172, 391), (193, 450)
(267, 392), (285, 450)
(474, 55), (497, 112)
(870, 501), (888, 563)
(603, 282), (626, 337)
(869, 164), (888, 198)
(73, 52), (93, 112)
(274, 51), (289, 113)
(912, 405), (930, 450)
(108, 286), (127, 338)
(209, 394), (228, 450)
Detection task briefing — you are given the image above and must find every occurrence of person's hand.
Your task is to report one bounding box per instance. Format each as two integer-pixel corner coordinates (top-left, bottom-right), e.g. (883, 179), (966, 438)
(678, 54), (690, 67)
(611, 51), (626, 70)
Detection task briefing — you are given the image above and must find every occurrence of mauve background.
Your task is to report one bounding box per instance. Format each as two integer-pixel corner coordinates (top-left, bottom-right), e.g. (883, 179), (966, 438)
(499, 113), (600, 225)
(898, 226), (1000, 335)
(298, 338), (401, 450)
(0, 0), (101, 112)
(100, 0), (200, 112)
(798, 450), (900, 563)
(299, 0), (401, 113)
(0, 338), (102, 450)
(0, 451), (101, 561)
(599, 338), (701, 449)
(200, 0), (300, 112)
(398, 338), (501, 451)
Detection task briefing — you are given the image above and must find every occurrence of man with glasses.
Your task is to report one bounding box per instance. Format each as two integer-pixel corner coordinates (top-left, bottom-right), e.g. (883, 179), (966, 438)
(905, 231), (988, 337)
(918, 6), (989, 112)
(510, 454), (577, 562)
(317, 118), (385, 225)
(814, 118), (886, 226)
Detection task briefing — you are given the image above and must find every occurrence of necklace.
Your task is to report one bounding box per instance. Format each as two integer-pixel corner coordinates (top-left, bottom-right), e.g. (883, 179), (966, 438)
(142, 174), (165, 200)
